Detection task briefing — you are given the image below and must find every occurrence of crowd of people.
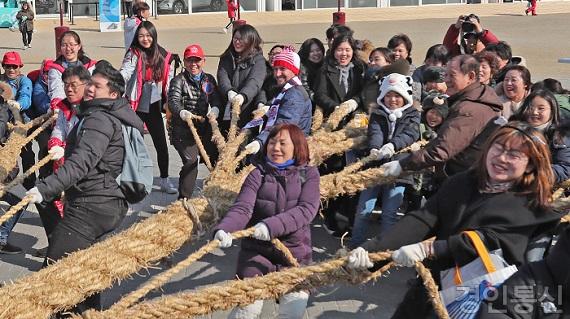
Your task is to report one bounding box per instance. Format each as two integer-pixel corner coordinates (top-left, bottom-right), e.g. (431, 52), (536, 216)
(0, 8), (569, 318)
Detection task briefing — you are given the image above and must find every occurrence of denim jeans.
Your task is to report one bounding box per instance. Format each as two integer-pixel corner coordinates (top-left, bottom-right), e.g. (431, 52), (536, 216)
(0, 192), (25, 245)
(349, 183), (405, 249)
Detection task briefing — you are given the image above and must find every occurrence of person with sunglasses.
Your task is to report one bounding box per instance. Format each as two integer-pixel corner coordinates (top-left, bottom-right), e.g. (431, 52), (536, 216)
(348, 123), (563, 317)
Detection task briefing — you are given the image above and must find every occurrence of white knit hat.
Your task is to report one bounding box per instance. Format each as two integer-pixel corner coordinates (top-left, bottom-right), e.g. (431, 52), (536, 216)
(377, 73), (414, 108)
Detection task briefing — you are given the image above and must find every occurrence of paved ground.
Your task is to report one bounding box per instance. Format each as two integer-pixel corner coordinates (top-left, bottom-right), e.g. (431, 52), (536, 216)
(1, 3), (570, 317)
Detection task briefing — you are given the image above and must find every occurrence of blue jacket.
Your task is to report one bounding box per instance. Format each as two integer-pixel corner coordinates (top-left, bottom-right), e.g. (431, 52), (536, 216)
(256, 85), (312, 145)
(0, 74), (32, 111)
(31, 79), (50, 119)
(547, 125), (570, 183)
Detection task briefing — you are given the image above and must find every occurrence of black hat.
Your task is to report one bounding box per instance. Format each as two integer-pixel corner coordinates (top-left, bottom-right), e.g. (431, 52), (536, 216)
(422, 91), (449, 124)
(422, 66), (446, 84)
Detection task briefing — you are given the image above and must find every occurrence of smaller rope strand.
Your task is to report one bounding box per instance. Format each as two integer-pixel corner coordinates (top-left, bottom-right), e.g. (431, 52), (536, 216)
(415, 262), (449, 319)
(0, 195), (33, 226)
(185, 116), (213, 171)
(0, 154), (54, 198)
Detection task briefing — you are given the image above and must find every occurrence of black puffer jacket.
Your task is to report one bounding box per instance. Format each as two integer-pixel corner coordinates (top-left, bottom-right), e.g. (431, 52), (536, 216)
(37, 97), (143, 202)
(217, 50), (267, 127)
(167, 71), (221, 136)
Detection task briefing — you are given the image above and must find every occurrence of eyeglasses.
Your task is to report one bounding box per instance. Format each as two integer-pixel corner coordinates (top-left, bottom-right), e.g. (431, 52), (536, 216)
(64, 81), (88, 90)
(61, 43), (79, 48)
(489, 143), (529, 163)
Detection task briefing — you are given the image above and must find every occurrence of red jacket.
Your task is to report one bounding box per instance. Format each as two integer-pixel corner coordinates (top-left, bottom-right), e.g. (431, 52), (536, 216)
(442, 24), (499, 57)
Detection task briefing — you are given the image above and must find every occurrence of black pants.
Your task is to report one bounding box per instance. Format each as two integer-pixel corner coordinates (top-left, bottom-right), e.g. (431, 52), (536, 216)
(137, 102), (169, 178)
(21, 30), (32, 46)
(124, 1), (133, 17)
(21, 128), (52, 191)
(171, 123), (218, 199)
(45, 197), (128, 313)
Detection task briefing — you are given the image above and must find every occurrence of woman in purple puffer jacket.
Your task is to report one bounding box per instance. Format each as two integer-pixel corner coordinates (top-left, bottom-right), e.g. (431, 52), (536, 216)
(214, 123), (320, 319)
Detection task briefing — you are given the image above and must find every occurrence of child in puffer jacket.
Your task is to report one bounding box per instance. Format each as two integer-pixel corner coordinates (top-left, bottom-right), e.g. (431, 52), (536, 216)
(349, 73), (420, 249)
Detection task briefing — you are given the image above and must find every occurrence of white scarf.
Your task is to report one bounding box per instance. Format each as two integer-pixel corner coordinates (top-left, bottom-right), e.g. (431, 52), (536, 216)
(379, 102), (412, 140)
(243, 76), (302, 130)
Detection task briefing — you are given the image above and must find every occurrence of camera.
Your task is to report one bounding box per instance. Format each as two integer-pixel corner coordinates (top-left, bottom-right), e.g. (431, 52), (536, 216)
(460, 14), (479, 33)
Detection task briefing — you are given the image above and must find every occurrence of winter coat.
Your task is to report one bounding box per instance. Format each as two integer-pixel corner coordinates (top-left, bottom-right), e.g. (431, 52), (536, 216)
(123, 16), (142, 50)
(0, 74), (32, 113)
(500, 94), (526, 120)
(313, 56), (366, 116)
(48, 99), (80, 150)
(120, 47), (174, 112)
(47, 56), (97, 108)
(36, 97), (144, 202)
(478, 225), (570, 319)
(167, 70), (221, 138)
(214, 162), (320, 279)
(216, 50), (267, 127)
(442, 24), (499, 57)
(299, 60), (323, 102)
(545, 124), (570, 184)
(16, 9), (34, 32)
(400, 82), (502, 176)
(255, 84), (313, 146)
(31, 77), (50, 119)
(362, 170), (563, 277)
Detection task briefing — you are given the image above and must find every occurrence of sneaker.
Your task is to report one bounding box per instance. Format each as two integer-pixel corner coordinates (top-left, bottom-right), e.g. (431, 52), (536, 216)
(160, 177), (178, 194)
(27, 44), (31, 48)
(0, 243), (23, 254)
(23, 46), (27, 50)
(33, 246), (48, 258)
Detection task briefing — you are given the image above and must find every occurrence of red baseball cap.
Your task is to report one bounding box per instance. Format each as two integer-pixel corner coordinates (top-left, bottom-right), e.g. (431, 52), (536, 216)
(2, 51), (23, 67)
(183, 44), (205, 60)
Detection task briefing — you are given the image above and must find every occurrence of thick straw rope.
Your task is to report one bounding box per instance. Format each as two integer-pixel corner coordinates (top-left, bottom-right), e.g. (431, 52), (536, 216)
(311, 106), (324, 133)
(0, 195), (33, 226)
(99, 226), (298, 316)
(227, 100), (242, 143)
(0, 153), (54, 199)
(184, 116), (213, 171)
(207, 114), (226, 152)
(80, 252), (393, 319)
(415, 262), (450, 319)
(322, 104), (351, 131)
(7, 111), (56, 132)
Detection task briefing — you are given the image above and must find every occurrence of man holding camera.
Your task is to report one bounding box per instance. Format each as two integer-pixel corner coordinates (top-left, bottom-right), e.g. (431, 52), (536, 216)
(443, 14), (499, 57)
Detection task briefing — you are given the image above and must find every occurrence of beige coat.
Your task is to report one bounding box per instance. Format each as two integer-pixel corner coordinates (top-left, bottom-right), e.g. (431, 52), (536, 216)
(16, 9), (34, 32)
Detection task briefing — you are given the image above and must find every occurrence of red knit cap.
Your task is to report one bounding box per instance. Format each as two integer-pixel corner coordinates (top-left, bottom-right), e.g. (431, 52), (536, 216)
(272, 49), (300, 75)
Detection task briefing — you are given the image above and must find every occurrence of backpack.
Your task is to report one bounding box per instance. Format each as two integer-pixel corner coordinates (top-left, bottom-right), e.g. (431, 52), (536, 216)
(77, 111), (154, 203)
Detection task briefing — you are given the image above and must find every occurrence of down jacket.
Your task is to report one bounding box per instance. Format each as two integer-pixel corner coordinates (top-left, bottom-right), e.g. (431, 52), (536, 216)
(216, 50), (267, 128)
(47, 56), (97, 108)
(36, 98), (143, 202)
(400, 82), (502, 176)
(214, 162), (320, 279)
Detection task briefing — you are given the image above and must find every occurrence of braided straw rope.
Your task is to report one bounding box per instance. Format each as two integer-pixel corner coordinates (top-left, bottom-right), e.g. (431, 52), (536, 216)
(184, 116), (213, 171)
(8, 111), (56, 132)
(311, 106), (324, 134)
(79, 252), (393, 319)
(415, 262), (450, 319)
(227, 100), (242, 143)
(90, 226), (299, 317)
(207, 114), (226, 152)
(0, 195), (33, 226)
(322, 104), (351, 132)
(310, 135), (367, 166)
(0, 153), (54, 199)
(0, 112), (57, 186)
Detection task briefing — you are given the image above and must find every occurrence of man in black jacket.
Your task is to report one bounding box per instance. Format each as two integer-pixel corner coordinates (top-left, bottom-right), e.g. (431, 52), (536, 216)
(26, 60), (144, 312)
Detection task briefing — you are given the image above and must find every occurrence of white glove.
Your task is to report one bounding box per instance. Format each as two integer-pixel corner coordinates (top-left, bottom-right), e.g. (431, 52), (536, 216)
(245, 141), (261, 154)
(232, 94), (245, 106)
(369, 148), (382, 160)
(347, 247), (373, 269)
(179, 109), (192, 121)
(253, 222), (270, 241)
(7, 100), (21, 111)
(381, 160), (403, 177)
(341, 99), (359, 113)
(256, 103), (270, 115)
(207, 106), (219, 119)
(48, 146), (65, 161)
(26, 187), (44, 204)
(378, 143), (395, 159)
(392, 241), (434, 267)
(227, 90), (238, 102)
(214, 230), (233, 248)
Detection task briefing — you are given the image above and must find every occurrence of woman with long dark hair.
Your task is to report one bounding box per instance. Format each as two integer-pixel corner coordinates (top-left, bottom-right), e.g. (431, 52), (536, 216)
(16, 2), (34, 49)
(348, 122), (563, 317)
(217, 24), (267, 130)
(298, 38), (325, 104)
(120, 20), (177, 194)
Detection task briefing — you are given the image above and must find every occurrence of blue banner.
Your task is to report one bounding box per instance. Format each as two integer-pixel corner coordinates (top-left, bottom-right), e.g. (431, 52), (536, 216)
(0, 7), (19, 28)
(99, 0), (121, 32)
